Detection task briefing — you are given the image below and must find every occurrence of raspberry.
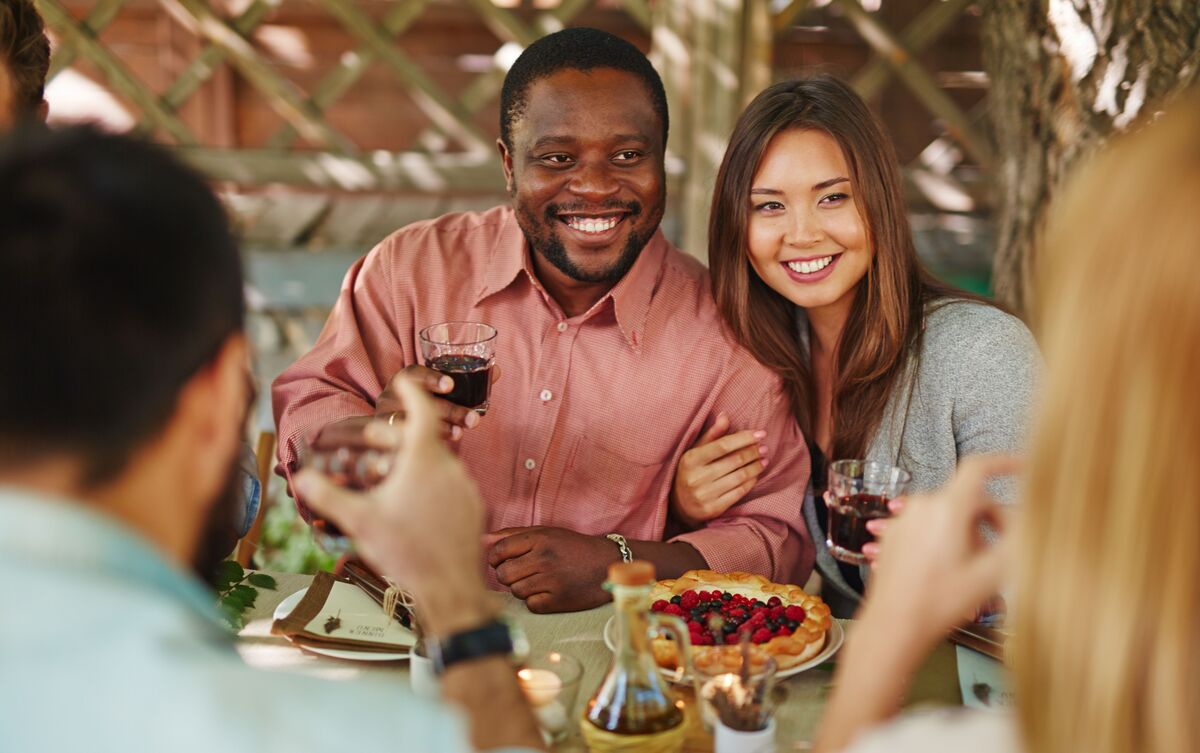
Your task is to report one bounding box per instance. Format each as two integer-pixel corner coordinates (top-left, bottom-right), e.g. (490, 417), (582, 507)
(687, 620), (703, 632)
(784, 605), (806, 622)
(651, 599), (668, 612)
(698, 590), (712, 601)
(737, 622), (753, 633)
(729, 608), (747, 620)
(776, 625), (793, 637)
(751, 628), (774, 643)
(665, 604), (686, 617)
(767, 596), (782, 607)
(680, 591), (700, 610)
(725, 633), (741, 645)
(748, 611), (767, 626)
(769, 605), (785, 620)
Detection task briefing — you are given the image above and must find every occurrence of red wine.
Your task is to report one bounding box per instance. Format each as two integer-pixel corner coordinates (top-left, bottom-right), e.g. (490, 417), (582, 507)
(826, 493), (889, 563)
(429, 354), (492, 411)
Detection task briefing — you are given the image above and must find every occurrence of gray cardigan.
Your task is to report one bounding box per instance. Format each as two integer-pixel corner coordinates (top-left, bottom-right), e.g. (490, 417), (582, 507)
(799, 299), (1040, 606)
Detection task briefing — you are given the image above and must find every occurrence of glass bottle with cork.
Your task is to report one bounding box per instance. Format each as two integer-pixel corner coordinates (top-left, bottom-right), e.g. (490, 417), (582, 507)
(582, 561), (690, 753)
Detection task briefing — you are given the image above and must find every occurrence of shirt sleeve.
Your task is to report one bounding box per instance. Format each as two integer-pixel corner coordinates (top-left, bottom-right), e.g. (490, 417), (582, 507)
(271, 240), (414, 482)
(670, 375), (814, 585)
(944, 307), (1041, 504)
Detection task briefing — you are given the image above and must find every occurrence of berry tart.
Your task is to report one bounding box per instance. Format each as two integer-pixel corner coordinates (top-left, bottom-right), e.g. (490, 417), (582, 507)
(648, 569), (832, 673)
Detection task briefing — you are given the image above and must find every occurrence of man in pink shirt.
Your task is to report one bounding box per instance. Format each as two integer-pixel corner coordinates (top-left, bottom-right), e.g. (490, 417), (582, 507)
(273, 28), (813, 613)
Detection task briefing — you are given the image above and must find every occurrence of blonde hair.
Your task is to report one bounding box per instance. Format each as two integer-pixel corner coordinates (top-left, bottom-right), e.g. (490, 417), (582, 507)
(1013, 94), (1200, 753)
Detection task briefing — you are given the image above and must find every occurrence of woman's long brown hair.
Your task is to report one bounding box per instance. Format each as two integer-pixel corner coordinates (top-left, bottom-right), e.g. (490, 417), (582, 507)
(709, 75), (971, 459)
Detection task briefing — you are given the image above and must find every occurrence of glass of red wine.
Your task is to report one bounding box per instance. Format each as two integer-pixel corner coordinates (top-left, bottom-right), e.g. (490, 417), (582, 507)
(418, 322), (497, 415)
(826, 459), (910, 565)
(296, 442), (393, 556)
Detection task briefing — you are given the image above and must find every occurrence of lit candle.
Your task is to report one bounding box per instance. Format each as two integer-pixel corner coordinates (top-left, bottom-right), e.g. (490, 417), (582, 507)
(518, 667), (563, 707)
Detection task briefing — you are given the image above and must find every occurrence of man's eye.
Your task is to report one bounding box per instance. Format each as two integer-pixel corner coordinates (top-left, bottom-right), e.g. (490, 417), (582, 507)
(541, 154), (573, 165)
(614, 150), (643, 161)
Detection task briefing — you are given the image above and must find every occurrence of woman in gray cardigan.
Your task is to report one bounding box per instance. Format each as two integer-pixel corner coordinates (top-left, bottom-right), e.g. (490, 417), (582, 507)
(670, 75), (1038, 613)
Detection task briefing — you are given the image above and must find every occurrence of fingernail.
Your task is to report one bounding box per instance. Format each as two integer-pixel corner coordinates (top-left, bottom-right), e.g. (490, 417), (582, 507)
(761, 458), (768, 468)
(464, 411), (480, 429)
(438, 376), (453, 391)
(295, 472), (315, 497)
(753, 430), (767, 440)
(865, 520), (883, 533)
(450, 425), (463, 441)
(758, 445), (768, 456)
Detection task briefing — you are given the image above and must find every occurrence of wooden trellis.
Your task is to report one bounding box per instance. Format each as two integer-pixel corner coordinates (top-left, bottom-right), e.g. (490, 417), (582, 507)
(37, 0), (987, 256)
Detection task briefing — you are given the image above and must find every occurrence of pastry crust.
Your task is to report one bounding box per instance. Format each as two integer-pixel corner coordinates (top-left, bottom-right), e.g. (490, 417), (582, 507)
(648, 569), (832, 672)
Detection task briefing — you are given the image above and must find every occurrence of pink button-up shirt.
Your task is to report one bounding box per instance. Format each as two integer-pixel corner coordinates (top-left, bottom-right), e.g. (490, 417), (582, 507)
(272, 206), (813, 583)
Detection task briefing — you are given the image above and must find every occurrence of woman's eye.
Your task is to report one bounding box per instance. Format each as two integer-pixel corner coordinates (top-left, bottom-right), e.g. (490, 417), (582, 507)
(820, 192), (849, 205)
(754, 201), (785, 213)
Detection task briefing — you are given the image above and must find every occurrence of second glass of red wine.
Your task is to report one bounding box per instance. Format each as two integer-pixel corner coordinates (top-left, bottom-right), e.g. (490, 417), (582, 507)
(826, 459), (910, 565)
(418, 321), (497, 415)
(297, 443), (392, 556)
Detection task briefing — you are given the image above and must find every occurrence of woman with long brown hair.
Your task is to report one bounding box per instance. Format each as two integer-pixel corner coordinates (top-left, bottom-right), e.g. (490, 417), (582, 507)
(813, 90), (1200, 753)
(670, 75), (1038, 606)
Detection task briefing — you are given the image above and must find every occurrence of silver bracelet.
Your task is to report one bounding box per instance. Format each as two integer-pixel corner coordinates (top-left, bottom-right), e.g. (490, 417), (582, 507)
(605, 533), (634, 563)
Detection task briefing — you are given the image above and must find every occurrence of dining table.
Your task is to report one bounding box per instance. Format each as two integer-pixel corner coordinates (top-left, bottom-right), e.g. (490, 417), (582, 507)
(238, 571), (963, 752)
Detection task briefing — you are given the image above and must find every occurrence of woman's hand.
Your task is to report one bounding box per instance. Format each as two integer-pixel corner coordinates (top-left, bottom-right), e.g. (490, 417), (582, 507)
(859, 454), (1018, 644)
(670, 413), (768, 527)
(813, 455), (1019, 753)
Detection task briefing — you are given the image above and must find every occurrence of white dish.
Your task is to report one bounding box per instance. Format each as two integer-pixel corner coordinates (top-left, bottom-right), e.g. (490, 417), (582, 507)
(272, 587), (412, 662)
(602, 615), (844, 683)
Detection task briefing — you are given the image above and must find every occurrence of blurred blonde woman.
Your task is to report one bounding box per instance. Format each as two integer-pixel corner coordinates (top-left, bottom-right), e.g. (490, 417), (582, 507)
(813, 92), (1200, 753)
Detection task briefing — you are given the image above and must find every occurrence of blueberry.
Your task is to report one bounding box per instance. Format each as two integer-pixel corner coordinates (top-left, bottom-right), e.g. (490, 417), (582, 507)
(754, 600), (766, 609)
(786, 619), (799, 629)
(670, 595), (682, 605)
(721, 592), (733, 601)
(723, 623), (736, 633)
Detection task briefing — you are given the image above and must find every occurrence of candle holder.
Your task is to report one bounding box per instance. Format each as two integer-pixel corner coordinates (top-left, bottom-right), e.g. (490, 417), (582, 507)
(517, 650), (583, 744)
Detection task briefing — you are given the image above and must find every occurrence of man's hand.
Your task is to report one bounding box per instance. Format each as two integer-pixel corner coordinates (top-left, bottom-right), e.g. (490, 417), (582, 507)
(670, 413), (767, 528)
(296, 378), (490, 635)
(375, 364), (499, 441)
(484, 527), (620, 613)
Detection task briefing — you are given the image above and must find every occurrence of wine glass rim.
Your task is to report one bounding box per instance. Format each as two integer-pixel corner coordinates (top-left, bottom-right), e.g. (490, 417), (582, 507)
(419, 321), (498, 345)
(828, 459), (911, 483)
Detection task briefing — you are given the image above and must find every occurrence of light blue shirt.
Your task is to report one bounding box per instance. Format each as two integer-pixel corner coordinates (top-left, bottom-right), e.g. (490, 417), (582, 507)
(0, 486), (533, 753)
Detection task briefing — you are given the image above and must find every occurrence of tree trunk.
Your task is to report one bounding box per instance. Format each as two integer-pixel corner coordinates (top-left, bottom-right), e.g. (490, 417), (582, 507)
(982, 0), (1200, 317)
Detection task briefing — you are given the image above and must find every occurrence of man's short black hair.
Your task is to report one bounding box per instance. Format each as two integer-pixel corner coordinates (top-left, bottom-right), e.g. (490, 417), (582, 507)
(499, 27), (668, 150)
(0, 126), (245, 484)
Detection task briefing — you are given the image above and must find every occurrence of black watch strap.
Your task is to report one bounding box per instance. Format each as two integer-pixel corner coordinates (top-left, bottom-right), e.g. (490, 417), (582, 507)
(428, 619), (513, 675)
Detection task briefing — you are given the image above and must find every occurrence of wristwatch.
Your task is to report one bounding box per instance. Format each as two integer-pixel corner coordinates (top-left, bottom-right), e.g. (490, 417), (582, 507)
(427, 617), (529, 675)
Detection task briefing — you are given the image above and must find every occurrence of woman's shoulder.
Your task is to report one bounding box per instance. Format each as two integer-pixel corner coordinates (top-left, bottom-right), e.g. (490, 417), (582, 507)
(920, 298), (1038, 365)
(845, 709), (1021, 753)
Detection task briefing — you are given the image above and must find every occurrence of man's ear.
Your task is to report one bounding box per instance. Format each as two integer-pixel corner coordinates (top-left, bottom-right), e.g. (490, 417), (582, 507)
(497, 138), (515, 195)
(36, 99), (48, 123)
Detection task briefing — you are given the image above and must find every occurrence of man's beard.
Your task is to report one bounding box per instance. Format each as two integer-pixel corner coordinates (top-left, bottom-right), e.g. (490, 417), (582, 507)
(517, 199), (656, 285)
(193, 458), (246, 587)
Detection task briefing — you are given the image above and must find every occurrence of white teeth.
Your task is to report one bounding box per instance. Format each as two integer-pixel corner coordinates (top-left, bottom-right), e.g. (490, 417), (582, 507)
(565, 216), (619, 234)
(787, 256), (834, 274)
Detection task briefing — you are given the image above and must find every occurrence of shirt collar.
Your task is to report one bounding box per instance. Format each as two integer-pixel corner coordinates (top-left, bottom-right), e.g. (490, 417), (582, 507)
(476, 207), (667, 351)
(0, 485), (233, 637)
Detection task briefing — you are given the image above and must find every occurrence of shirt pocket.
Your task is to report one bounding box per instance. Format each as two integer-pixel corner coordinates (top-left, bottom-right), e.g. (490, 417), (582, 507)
(554, 433), (677, 535)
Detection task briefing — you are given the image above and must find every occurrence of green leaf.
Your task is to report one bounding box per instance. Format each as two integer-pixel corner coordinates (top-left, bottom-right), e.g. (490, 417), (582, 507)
(230, 584), (257, 608)
(247, 572), (277, 590)
(219, 601), (245, 630)
(213, 560), (244, 590)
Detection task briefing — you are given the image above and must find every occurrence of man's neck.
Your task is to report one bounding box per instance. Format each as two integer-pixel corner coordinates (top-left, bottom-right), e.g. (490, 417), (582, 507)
(529, 250), (617, 318)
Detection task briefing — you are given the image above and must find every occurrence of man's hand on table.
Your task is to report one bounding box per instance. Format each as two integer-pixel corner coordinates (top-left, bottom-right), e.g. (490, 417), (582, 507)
(375, 364), (500, 441)
(484, 528), (709, 614)
(484, 526), (616, 613)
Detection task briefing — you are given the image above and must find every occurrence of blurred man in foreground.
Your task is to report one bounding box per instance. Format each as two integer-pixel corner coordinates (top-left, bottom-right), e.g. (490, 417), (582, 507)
(0, 125), (542, 753)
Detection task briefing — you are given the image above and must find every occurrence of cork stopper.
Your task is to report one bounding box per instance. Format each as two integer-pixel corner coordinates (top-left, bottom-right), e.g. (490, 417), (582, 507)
(608, 560), (656, 586)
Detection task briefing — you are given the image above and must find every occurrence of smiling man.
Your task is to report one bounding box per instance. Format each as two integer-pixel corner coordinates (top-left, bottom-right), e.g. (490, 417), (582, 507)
(273, 28), (814, 612)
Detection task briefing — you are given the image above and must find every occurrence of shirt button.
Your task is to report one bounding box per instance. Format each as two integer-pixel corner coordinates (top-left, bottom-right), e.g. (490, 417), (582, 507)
(524, 458), (537, 471)
(539, 389), (553, 402)
(556, 322), (568, 332)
